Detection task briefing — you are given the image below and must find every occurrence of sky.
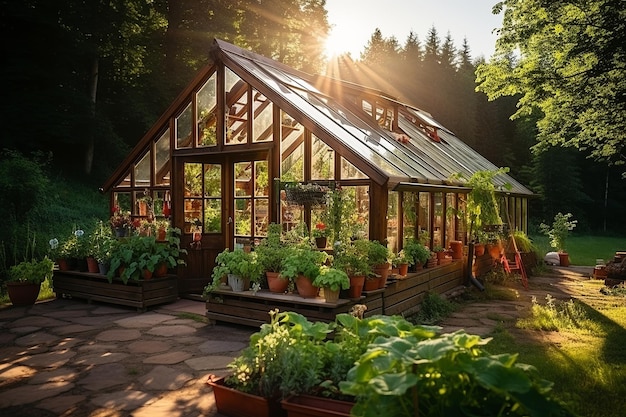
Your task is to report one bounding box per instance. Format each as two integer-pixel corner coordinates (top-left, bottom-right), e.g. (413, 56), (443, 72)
(324, 0), (504, 60)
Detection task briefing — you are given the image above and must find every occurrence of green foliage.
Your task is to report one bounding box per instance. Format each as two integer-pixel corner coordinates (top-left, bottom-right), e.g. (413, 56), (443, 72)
(255, 223), (290, 273)
(366, 240), (389, 267)
(8, 257), (54, 284)
(340, 328), (574, 417)
(280, 246), (328, 281)
(410, 292), (456, 325)
(211, 248), (263, 283)
(539, 212), (577, 252)
(312, 266), (350, 292)
(402, 238), (430, 266)
(332, 240), (371, 276)
(476, 0), (626, 175)
(517, 294), (600, 333)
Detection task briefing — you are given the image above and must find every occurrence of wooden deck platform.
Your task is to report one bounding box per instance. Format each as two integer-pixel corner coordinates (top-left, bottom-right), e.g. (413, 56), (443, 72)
(52, 271), (179, 312)
(205, 261), (464, 327)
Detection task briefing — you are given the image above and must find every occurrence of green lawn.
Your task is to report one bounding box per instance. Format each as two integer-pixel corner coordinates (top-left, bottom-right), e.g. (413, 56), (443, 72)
(530, 234), (626, 266)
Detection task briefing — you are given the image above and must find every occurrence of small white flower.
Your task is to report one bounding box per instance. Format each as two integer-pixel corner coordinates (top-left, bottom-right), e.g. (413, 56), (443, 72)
(49, 238), (59, 249)
(75, 229), (84, 237)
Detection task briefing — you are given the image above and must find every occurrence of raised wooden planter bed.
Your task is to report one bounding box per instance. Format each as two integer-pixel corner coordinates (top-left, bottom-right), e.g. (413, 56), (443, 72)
(52, 270), (178, 312)
(205, 261), (464, 327)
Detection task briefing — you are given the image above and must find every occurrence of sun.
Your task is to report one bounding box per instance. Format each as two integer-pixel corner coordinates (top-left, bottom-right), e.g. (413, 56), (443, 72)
(323, 26), (361, 59)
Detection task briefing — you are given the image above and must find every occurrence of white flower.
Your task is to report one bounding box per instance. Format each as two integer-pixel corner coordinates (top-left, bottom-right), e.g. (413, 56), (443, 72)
(49, 238), (59, 249)
(74, 229), (84, 238)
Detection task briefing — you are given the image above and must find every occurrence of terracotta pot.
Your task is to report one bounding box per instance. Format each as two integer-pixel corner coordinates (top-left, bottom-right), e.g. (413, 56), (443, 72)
(323, 287), (340, 303)
(398, 263), (409, 276)
(86, 256), (99, 273)
(450, 240), (463, 259)
(207, 375), (285, 417)
(364, 277), (379, 291)
(474, 243), (485, 257)
(487, 242), (503, 260)
(558, 252), (570, 267)
(154, 262), (168, 277)
(267, 271), (289, 293)
(57, 258), (70, 271)
(142, 269), (153, 280)
(348, 275), (365, 299)
(6, 282), (41, 306)
(436, 251), (447, 261)
(295, 275), (319, 298)
(373, 262), (390, 288)
(281, 394), (354, 417)
(157, 227), (167, 241)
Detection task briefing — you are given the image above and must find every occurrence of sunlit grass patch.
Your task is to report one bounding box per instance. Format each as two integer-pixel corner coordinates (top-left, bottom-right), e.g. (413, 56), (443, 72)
(517, 294), (603, 333)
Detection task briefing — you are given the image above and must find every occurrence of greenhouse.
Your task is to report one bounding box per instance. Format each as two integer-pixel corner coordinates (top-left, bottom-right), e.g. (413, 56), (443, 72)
(101, 38), (533, 300)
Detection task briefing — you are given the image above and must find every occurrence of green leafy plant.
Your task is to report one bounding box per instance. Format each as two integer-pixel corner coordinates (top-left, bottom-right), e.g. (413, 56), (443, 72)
(89, 220), (114, 263)
(312, 266), (350, 292)
(366, 240), (389, 267)
(8, 257), (54, 284)
(339, 321), (575, 417)
(255, 223), (290, 273)
(211, 248), (264, 283)
(333, 240), (370, 276)
(280, 245), (328, 281)
(403, 238), (430, 266)
(539, 212), (577, 252)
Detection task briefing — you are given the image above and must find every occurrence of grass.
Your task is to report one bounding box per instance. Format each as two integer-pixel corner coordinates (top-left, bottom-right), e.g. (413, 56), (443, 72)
(530, 234), (626, 266)
(485, 279), (626, 417)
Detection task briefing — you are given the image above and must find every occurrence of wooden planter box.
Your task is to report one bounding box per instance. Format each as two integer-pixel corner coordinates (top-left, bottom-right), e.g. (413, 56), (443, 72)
(207, 375), (286, 417)
(52, 270), (178, 312)
(281, 395), (354, 417)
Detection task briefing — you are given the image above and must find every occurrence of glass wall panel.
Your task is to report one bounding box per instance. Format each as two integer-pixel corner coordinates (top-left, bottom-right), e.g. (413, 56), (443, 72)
(387, 191), (399, 253)
(311, 135), (334, 180)
(113, 192), (132, 213)
(418, 193), (430, 245)
(341, 157), (367, 179)
(343, 185), (369, 240)
(403, 192), (417, 243)
(184, 163), (203, 233)
(134, 152), (150, 189)
(184, 163), (221, 234)
(456, 194), (467, 242)
(445, 193), (456, 247)
(197, 73), (217, 147)
(255, 161), (269, 197)
(235, 198), (252, 236)
(176, 102), (193, 148)
(225, 68), (249, 145)
(155, 129), (170, 186)
(119, 173), (131, 187)
(252, 90), (272, 142)
(432, 193), (443, 249)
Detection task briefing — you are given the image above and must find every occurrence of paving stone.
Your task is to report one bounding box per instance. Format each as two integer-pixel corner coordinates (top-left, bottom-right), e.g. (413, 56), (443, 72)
(19, 349), (76, 369)
(51, 337), (83, 351)
(27, 367), (77, 385)
(51, 324), (98, 335)
(38, 394), (87, 415)
(185, 355), (234, 371)
(139, 365), (193, 391)
(132, 377), (216, 417)
(91, 390), (155, 411)
(143, 351), (192, 365)
(115, 313), (173, 328)
(0, 332), (17, 345)
(162, 318), (207, 328)
(15, 331), (60, 347)
(0, 365), (36, 385)
(0, 381), (74, 407)
(198, 340), (247, 354)
(91, 305), (130, 315)
(74, 351), (129, 366)
(7, 316), (70, 329)
(78, 363), (130, 391)
(77, 342), (118, 353)
(10, 326), (41, 334)
(67, 315), (123, 326)
(147, 325), (197, 337)
(0, 307), (28, 320)
(127, 340), (171, 354)
(96, 328), (141, 342)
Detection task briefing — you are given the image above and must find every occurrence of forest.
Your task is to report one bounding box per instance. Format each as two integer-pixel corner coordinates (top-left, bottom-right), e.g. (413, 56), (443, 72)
(1, 0), (625, 264)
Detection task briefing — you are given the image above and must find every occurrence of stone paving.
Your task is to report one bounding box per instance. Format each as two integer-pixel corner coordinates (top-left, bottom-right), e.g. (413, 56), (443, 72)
(0, 265), (594, 416)
(0, 298), (254, 417)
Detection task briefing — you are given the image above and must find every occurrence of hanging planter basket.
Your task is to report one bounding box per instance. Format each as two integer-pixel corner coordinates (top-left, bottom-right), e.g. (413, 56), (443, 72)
(284, 183), (328, 206)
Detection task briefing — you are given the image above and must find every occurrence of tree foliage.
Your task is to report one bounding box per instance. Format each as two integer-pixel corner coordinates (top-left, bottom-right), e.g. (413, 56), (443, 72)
(476, 0), (626, 174)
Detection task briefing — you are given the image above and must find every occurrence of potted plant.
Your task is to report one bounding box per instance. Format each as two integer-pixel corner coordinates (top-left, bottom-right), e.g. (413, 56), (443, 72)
(333, 240), (370, 299)
(312, 266), (350, 303)
(256, 223), (291, 293)
(109, 206), (134, 237)
(540, 212), (577, 267)
(210, 248), (264, 292)
(366, 240), (390, 288)
(433, 245), (448, 263)
(392, 250), (411, 276)
(6, 257), (54, 306)
(311, 222), (331, 249)
(403, 238), (430, 270)
(280, 245), (328, 298)
(89, 220), (114, 275)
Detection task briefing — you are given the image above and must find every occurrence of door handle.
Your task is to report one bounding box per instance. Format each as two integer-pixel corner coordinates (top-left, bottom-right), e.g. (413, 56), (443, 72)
(228, 216), (233, 224)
